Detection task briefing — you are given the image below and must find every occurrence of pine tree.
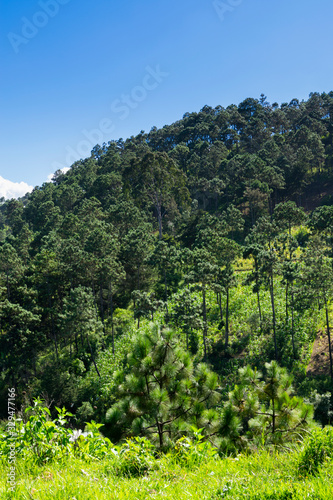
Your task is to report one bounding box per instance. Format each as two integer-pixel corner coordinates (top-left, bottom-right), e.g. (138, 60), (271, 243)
(221, 361), (314, 449)
(106, 325), (220, 448)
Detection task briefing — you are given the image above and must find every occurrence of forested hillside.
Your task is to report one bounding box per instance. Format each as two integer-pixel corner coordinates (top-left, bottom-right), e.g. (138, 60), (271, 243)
(1, 91), (333, 438)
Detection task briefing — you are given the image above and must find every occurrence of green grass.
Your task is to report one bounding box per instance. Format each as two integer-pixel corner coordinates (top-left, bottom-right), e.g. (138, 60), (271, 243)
(1, 447), (333, 499)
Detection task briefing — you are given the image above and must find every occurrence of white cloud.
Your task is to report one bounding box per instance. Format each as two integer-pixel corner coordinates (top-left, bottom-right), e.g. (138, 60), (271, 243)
(0, 176), (33, 200)
(47, 167), (70, 183)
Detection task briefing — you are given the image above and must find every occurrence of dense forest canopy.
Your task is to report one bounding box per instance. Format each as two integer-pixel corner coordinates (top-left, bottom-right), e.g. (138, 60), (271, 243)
(1, 91), (333, 441)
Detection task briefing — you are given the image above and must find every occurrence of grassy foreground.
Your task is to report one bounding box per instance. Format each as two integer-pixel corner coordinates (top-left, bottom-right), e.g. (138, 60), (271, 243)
(1, 449), (333, 500)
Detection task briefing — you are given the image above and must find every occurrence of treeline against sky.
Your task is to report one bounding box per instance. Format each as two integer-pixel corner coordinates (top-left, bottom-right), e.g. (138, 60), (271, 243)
(0, 91), (333, 422)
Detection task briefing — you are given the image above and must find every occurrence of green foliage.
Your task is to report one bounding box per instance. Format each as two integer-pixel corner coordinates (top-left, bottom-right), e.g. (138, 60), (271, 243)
(0, 398), (73, 464)
(132, 290), (164, 325)
(106, 324), (220, 448)
(297, 426), (333, 476)
(173, 427), (218, 468)
(2, 92), (333, 466)
(113, 436), (157, 477)
(169, 287), (203, 353)
(76, 401), (94, 422)
(0, 399), (112, 465)
(72, 420), (113, 460)
(220, 361), (315, 451)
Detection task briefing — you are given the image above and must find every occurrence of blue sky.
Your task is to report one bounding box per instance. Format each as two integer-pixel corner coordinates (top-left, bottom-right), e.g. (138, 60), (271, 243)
(1, 0), (333, 197)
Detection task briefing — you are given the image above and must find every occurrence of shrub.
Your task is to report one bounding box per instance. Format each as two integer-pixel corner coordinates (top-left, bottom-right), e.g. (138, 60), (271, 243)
(76, 401), (95, 424)
(0, 398), (74, 464)
(297, 426), (333, 475)
(70, 421), (112, 460)
(114, 437), (156, 477)
(0, 399), (112, 464)
(305, 390), (333, 426)
(173, 427), (218, 468)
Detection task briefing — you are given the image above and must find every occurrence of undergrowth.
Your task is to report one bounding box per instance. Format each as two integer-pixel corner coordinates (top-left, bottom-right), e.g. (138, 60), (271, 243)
(1, 401), (332, 499)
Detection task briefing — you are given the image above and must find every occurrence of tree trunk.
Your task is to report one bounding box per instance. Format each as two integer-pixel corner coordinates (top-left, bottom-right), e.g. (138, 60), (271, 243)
(51, 310), (58, 362)
(218, 293), (223, 321)
(254, 258), (262, 325)
(291, 289), (296, 359)
(164, 269), (169, 315)
(324, 296), (333, 382)
(157, 420), (164, 448)
(202, 286), (207, 359)
(270, 273), (278, 361)
(110, 283), (115, 355)
(91, 281), (99, 317)
(86, 334), (101, 378)
(225, 287), (230, 349)
(257, 288), (262, 327)
(156, 203), (163, 240)
(100, 283), (104, 323)
(47, 276), (58, 363)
